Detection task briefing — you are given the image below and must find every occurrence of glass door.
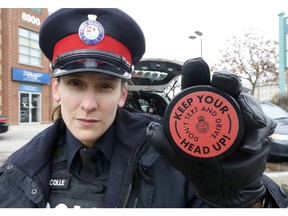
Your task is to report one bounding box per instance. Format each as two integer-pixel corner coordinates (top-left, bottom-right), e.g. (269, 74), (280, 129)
(20, 92), (41, 123)
(31, 93), (41, 123)
(20, 93), (30, 123)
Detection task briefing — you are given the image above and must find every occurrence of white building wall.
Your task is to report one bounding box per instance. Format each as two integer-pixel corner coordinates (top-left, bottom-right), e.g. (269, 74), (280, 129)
(254, 83), (288, 101)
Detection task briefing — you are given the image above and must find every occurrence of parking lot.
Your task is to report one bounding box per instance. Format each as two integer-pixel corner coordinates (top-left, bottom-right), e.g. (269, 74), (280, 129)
(0, 123), (287, 186)
(0, 123), (51, 165)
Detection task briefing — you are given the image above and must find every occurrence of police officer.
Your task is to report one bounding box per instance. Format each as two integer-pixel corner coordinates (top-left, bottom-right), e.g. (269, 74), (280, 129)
(0, 8), (287, 208)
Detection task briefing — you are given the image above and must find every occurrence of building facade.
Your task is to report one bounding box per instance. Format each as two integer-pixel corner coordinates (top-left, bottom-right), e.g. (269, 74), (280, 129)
(254, 82), (288, 101)
(0, 8), (54, 125)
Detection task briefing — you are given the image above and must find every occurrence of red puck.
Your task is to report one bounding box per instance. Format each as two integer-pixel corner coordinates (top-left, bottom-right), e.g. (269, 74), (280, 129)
(164, 85), (244, 162)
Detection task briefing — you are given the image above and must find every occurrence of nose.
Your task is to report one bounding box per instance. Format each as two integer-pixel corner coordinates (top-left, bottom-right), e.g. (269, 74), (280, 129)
(80, 91), (98, 112)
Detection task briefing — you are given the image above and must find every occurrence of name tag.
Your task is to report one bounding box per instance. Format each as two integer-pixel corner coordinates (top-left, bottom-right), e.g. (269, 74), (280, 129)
(49, 177), (71, 190)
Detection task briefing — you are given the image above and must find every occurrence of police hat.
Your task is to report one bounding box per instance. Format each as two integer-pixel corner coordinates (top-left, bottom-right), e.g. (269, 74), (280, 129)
(39, 8), (146, 79)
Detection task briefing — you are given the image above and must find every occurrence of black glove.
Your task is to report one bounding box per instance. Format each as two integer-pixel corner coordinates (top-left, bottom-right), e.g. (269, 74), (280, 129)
(147, 57), (277, 208)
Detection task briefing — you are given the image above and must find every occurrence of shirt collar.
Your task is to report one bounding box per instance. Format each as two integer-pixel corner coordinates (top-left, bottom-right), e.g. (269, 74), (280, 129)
(66, 123), (115, 170)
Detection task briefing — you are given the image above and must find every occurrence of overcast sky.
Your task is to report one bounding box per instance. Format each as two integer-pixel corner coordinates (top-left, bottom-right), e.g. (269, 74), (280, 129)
(3, 0), (288, 66)
(117, 0), (287, 65)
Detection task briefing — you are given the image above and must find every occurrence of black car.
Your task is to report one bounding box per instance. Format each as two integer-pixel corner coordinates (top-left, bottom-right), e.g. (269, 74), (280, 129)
(0, 115), (9, 134)
(260, 101), (288, 162)
(124, 58), (183, 117)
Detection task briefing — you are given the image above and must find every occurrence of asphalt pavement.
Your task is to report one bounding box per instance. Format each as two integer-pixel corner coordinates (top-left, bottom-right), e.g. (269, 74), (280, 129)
(0, 123), (287, 186)
(0, 123), (52, 165)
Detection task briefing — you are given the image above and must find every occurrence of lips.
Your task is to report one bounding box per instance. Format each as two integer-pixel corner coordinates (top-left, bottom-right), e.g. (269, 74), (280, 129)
(77, 118), (99, 126)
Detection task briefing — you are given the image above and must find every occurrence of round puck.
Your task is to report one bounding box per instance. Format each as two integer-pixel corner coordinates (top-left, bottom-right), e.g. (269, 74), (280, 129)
(164, 85), (244, 162)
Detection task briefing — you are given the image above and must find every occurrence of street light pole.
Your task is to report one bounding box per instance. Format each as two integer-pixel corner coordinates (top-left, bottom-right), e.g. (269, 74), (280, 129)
(188, 31), (203, 57)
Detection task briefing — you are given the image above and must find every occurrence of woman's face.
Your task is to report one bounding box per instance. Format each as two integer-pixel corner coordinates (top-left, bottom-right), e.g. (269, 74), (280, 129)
(52, 72), (128, 147)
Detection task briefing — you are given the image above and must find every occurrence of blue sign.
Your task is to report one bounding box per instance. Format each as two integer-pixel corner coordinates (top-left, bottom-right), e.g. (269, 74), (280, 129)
(19, 84), (42, 92)
(12, 67), (50, 84)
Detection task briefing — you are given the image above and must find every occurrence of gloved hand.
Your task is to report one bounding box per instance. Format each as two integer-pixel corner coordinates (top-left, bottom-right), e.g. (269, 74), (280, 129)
(147, 57), (277, 208)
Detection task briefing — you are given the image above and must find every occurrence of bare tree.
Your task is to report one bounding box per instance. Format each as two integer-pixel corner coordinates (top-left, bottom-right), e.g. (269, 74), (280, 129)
(211, 31), (278, 96)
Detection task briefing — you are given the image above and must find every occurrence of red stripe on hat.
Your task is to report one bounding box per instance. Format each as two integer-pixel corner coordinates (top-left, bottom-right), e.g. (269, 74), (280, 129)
(52, 34), (132, 64)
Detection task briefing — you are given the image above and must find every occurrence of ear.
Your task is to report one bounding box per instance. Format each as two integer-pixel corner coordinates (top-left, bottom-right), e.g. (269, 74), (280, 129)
(52, 78), (61, 103)
(118, 83), (128, 108)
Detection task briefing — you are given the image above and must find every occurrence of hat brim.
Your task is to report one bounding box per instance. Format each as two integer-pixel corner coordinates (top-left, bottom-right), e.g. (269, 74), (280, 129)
(51, 49), (132, 79)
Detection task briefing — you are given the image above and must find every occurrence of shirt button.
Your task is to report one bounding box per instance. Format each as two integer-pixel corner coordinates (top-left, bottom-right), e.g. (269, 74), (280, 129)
(142, 166), (151, 176)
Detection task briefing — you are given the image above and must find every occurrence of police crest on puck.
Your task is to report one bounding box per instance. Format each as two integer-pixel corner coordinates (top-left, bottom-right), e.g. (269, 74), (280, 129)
(164, 85), (244, 162)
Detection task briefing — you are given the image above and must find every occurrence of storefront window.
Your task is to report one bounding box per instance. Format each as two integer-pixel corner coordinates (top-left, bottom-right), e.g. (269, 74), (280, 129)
(18, 27), (42, 66)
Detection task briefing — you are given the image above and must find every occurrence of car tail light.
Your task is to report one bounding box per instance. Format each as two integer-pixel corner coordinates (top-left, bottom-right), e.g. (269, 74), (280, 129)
(0, 116), (7, 123)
